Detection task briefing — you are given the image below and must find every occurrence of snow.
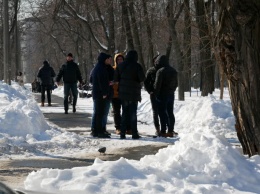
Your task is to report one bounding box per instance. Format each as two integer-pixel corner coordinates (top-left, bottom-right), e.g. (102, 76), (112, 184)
(1, 81), (260, 194)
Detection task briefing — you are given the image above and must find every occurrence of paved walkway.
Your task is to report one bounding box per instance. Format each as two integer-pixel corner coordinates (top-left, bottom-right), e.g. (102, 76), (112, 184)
(1, 93), (168, 190)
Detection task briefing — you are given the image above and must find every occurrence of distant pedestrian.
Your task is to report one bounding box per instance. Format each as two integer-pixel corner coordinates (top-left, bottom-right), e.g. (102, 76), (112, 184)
(153, 55), (178, 137)
(90, 52), (113, 138)
(56, 53), (83, 114)
(144, 55), (161, 136)
(114, 50), (145, 139)
(17, 72), (24, 87)
(37, 60), (56, 107)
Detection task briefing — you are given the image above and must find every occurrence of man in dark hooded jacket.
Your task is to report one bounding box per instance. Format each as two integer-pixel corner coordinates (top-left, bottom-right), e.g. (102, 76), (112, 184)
(56, 53), (83, 114)
(144, 55), (162, 136)
(90, 52), (113, 138)
(37, 60), (56, 107)
(154, 55), (178, 137)
(114, 50), (145, 139)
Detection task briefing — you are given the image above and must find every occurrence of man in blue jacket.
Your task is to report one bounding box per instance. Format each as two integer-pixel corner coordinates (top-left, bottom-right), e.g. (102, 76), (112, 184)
(56, 53), (83, 114)
(90, 52), (112, 138)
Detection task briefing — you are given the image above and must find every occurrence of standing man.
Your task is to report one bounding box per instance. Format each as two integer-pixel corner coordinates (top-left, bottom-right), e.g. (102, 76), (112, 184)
(90, 52), (112, 138)
(144, 55), (161, 136)
(154, 55), (178, 137)
(114, 50), (145, 139)
(37, 60), (56, 107)
(56, 53), (83, 114)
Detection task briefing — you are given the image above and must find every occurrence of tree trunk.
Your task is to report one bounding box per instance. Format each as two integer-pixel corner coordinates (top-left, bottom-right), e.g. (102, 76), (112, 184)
(194, 0), (215, 96)
(3, 0), (10, 84)
(217, 0), (260, 156)
(183, 0), (191, 92)
(128, 0), (145, 71)
(120, 0), (134, 51)
(141, 0), (154, 68)
(166, 1), (185, 101)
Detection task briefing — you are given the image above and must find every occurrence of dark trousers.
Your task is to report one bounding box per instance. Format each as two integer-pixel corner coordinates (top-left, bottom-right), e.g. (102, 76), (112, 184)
(91, 99), (111, 131)
(64, 83), (78, 111)
(121, 100), (138, 135)
(112, 98), (121, 129)
(41, 84), (52, 104)
(150, 94), (160, 129)
(157, 94), (175, 133)
(94, 98), (106, 134)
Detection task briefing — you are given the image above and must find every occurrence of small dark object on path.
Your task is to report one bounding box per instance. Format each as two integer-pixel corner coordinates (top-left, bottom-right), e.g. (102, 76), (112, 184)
(98, 147), (106, 154)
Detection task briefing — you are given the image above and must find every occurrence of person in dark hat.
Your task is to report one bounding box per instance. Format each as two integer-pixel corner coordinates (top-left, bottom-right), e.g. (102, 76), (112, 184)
(37, 60), (56, 106)
(89, 52), (113, 138)
(56, 53), (83, 114)
(114, 50), (145, 139)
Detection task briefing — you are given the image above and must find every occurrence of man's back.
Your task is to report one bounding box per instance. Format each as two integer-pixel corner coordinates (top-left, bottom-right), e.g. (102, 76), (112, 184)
(114, 50), (145, 101)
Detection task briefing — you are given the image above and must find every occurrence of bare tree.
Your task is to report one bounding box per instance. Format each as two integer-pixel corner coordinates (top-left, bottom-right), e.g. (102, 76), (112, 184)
(217, 0), (260, 156)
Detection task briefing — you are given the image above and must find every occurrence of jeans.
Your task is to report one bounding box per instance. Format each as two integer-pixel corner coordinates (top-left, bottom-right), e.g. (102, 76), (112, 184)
(64, 83), (78, 111)
(150, 94), (160, 129)
(121, 100), (138, 135)
(41, 84), (52, 104)
(91, 99), (110, 131)
(112, 98), (121, 129)
(157, 94), (175, 133)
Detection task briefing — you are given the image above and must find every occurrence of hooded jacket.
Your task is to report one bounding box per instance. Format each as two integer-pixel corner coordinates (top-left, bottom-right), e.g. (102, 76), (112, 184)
(114, 50), (145, 101)
(37, 61), (56, 85)
(113, 53), (124, 98)
(154, 55), (178, 96)
(90, 52), (112, 100)
(144, 55), (163, 94)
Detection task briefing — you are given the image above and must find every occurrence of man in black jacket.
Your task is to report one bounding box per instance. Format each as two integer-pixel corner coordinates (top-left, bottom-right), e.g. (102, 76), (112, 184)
(154, 55), (178, 137)
(37, 60), (56, 107)
(56, 53), (83, 114)
(114, 50), (145, 139)
(144, 55), (161, 136)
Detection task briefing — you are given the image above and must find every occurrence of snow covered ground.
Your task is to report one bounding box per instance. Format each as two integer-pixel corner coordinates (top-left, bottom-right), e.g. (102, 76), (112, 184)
(1, 81), (260, 194)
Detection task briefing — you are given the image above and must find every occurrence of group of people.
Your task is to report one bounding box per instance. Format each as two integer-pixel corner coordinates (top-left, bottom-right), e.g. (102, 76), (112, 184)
(36, 50), (178, 140)
(89, 50), (178, 139)
(37, 53), (83, 114)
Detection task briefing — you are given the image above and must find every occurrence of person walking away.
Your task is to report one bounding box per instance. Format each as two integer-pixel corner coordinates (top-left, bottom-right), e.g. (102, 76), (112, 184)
(90, 52), (112, 138)
(56, 53), (83, 114)
(144, 55), (162, 136)
(114, 50), (145, 139)
(153, 55), (178, 137)
(37, 60), (56, 107)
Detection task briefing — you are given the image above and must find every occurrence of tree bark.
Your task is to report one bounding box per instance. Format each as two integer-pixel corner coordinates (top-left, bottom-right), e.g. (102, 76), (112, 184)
(194, 0), (215, 96)
(217, 0), (260, 156)
(3, 0), (10, 84)
(166, 1), (185, 101)
(128, 0), (145, 71)
(120, 0), (134, 51)
(141, 0), (154, 68)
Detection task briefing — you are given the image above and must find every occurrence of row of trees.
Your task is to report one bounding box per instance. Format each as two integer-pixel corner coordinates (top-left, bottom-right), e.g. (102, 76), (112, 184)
(1, 0), (260, 156)
(1, 0), (220, 99)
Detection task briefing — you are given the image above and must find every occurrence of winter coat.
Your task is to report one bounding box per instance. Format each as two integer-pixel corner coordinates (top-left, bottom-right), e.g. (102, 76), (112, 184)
(113, 53), (124, 98)
(114, 50), (145, 101)
(56, 60), (82, 84)
(37, 61), (56, 85)
(144, 60), (163, 94)
(154, 55), (178, 96)
(90, 53), (111, 100)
